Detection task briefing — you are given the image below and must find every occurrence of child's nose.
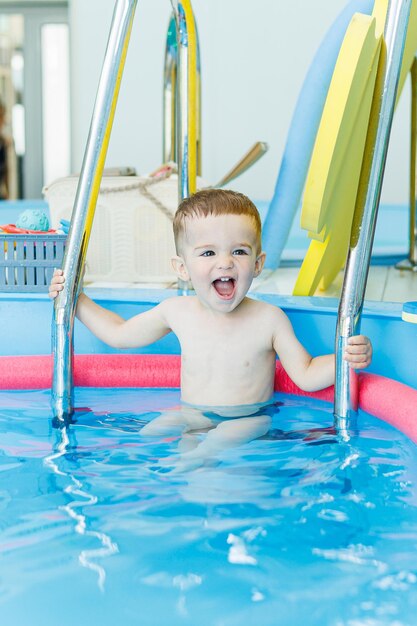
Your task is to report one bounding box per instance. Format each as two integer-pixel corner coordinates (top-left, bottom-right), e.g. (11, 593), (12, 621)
(217, 253), (234, 269)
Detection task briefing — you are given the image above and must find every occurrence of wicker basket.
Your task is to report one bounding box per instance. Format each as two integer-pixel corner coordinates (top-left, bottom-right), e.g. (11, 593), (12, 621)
(43, 172), (207, 284)
(0, 233), (66, 292)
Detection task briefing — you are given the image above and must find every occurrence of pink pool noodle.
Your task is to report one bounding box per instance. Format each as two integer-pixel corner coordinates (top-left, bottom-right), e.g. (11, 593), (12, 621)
(0, 354), (181, 388)
(0, 354), (415, 442)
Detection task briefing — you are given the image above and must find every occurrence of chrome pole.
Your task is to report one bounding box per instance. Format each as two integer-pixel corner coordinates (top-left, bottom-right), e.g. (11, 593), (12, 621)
(396, 56), (417, 271)
(170, 0), (199, 200)
(334, 0), (412, 436)
(163, 14), (178, 164)
(170, 0), (199, 295)
(163, 9), (201, 171)
(196, 22), (202, 177)
(177, 4), (190, 201)
(51, 0), (138, 421)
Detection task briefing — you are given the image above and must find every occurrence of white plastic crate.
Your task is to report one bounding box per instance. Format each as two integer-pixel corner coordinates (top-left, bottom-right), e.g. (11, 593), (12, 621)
(44, 172), (207, 284)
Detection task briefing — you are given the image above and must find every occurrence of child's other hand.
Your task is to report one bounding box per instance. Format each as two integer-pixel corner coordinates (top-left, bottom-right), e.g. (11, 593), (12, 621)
(344, 335), (372, 369)
(49, 268), (64, 299)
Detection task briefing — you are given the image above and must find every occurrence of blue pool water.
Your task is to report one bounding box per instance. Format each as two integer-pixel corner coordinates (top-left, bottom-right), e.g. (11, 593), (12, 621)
(0, 388), (416, 626)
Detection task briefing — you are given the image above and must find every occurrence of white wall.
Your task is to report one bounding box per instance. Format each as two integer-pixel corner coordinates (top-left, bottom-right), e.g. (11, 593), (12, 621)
(69, 0), (411, 205)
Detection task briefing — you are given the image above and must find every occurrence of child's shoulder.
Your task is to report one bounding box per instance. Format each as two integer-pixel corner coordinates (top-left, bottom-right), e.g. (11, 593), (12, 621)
(246, 297), (287, 319)
(241, 297), (288, 328)
(161, 296), (197, 309)
(159, 295), (198, 313)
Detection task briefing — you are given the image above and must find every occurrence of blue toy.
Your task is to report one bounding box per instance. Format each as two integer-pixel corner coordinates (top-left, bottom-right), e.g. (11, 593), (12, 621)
(16, 209), (50, 231)
(59, 219), (70, 235)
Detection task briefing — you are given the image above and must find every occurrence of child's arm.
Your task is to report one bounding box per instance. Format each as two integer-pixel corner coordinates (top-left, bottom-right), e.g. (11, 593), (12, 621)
(272, 308), (372, 392)
(49, 269), (171, 349)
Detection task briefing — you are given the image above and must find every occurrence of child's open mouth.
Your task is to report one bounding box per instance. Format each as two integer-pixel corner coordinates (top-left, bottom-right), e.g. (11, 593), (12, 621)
(212, 277), (236, 299)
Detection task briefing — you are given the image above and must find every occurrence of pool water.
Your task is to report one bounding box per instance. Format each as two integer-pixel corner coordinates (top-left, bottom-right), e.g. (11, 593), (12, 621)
(0, 388), (416, 626)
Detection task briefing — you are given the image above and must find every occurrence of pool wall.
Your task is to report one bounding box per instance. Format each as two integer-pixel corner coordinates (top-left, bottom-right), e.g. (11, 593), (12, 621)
(1, 288), (416, 390)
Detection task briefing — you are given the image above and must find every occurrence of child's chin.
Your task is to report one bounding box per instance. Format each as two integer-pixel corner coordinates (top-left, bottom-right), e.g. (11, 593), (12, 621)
(212, 295), (243, 312)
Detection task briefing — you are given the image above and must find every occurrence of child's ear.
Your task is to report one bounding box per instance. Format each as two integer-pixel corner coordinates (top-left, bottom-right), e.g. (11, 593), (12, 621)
(254, 251), (266, 277)
(171, 255), (190, 281)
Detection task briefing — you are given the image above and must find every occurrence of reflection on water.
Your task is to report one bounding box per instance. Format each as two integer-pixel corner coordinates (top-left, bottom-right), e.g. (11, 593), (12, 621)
(44, 426), (118, 592)
(0, 388), (416, 626)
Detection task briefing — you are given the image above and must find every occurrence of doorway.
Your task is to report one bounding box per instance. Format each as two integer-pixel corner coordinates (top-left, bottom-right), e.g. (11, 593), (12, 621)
(0, 1), (70, 199)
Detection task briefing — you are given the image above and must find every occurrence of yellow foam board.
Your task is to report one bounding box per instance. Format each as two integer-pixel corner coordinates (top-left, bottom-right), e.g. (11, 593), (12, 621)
(402, 311), (417, 324)
(398, 0), (417, 99)
(294, 15), (381, 295)
(294, 0), (417, 296)
(293, 56), (380, 295)
(371, 0), (417, 98)
(300, 14), (381, 238)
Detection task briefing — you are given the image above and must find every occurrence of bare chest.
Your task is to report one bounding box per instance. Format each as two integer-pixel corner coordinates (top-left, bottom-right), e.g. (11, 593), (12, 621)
(177, 316), (273, 375)
(165, 299), (277, 404)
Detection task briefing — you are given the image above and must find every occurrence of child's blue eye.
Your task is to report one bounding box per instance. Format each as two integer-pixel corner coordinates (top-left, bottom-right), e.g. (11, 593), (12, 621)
(201, 250), (215, 257)
(233, 249), (248, 255)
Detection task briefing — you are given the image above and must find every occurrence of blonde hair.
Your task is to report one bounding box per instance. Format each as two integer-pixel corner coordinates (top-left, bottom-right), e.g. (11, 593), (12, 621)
(173, 188), (262, 253)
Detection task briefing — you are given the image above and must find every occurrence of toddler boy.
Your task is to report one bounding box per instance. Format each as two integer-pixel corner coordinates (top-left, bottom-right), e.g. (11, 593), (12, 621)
(50, 189), (372, 468)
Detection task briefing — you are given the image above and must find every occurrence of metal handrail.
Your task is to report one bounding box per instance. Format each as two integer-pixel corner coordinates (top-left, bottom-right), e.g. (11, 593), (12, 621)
(334, 0), (412, 437)
(163, 10), (201, 175)
(51, 0), (138, 421)
(51, 0), (200, 420)
(163, 14), (178, 165)
(396, 56), (417, 271)
(170, 0), (199, 200)
(169, 0), (199, 296)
